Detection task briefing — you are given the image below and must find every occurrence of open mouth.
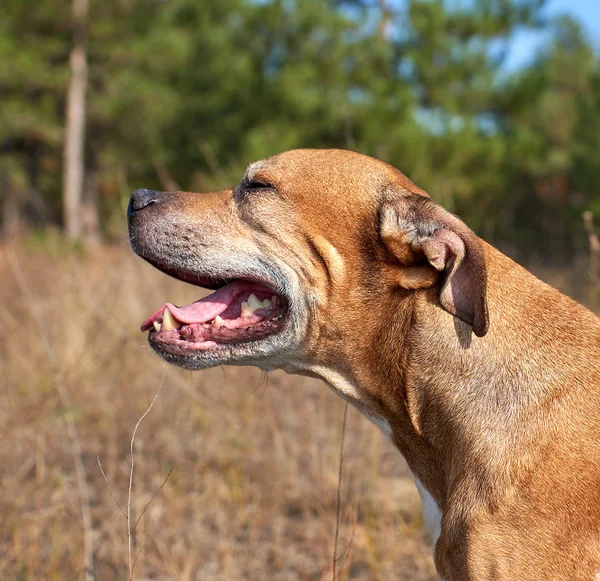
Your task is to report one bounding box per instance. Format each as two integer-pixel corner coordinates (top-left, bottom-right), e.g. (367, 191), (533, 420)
(141, 278), (289, 354)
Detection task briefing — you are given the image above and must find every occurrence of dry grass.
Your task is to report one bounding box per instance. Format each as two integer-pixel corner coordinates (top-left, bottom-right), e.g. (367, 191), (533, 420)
(0, 241), (436, 580)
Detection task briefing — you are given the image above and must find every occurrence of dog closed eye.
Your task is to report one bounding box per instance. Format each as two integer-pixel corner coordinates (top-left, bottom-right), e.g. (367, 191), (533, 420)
(243, 180), (274, 191)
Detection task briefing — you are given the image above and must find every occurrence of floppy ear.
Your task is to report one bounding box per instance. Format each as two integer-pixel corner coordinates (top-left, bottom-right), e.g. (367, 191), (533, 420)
(380, 194), (489, 337)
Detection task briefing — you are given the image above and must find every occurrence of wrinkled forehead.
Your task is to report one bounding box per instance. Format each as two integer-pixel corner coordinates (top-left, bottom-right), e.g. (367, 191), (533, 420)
(242, 149), (405, 212)
(238, 151), (407, 250)
(243, 149), (427, 200)
(237, 150), (432, 255)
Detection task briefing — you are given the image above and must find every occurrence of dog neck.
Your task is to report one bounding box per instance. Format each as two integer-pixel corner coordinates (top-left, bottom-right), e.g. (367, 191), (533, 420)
(295, 242), (600, 560)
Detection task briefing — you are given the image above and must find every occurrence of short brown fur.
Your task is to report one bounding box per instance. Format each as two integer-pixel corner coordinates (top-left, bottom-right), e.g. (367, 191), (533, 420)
(130, 149), (600, 580)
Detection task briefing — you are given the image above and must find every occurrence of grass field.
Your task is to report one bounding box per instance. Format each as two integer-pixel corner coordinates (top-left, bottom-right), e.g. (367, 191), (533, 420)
(1, 241), (437, 580)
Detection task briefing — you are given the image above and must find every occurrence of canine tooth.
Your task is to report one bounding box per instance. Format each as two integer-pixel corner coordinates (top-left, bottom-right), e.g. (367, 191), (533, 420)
(214, 315), (223, 327)
(162, 308), (181, 331)
(241, 300), (251, 316)
(153, 321), (161, 333)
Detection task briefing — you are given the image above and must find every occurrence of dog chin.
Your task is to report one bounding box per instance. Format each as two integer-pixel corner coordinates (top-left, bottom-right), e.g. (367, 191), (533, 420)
(148, 330), (297, 371)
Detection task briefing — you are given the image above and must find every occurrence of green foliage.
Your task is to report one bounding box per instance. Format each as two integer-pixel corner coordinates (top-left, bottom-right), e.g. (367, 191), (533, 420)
(2, 0), (600, 261)
(0, 0), (71, 216)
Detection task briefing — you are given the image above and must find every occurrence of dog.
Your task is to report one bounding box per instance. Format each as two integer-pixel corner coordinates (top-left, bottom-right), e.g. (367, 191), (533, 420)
(128, 149), (600, 580)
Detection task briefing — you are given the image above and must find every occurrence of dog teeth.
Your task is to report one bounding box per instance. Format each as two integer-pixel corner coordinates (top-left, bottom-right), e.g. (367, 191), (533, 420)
(248, 294), (263, 311)
(241, 294), (272, 316)
(162, 308), (182, 331)
(153, 321), (161, 333)
(214, 315), (223, 327)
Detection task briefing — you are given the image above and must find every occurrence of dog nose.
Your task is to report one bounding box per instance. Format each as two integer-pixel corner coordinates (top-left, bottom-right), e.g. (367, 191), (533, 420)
(128, 189), (162, 216)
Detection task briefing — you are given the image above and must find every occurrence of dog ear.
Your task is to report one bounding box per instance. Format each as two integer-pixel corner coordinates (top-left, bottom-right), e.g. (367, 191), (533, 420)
(380, 194), (489, 337)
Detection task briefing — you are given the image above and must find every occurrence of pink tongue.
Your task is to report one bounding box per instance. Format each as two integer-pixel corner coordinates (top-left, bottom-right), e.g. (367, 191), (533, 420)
(141, 281), (262, 331)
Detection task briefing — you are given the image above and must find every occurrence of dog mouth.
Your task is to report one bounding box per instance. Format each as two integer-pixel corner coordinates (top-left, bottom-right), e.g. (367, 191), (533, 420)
(141, 274), (289, 355)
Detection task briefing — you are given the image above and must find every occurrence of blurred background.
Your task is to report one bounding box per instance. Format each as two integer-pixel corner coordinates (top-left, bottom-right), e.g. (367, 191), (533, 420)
(2, 0), (600, 579)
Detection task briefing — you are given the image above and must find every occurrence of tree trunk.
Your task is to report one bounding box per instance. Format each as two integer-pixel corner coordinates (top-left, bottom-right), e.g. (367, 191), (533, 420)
(63, 0), (88, 238)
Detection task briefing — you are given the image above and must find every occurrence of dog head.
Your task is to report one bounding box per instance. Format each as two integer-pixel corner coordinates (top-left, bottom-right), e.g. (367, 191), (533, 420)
(128, 149), (488, 379)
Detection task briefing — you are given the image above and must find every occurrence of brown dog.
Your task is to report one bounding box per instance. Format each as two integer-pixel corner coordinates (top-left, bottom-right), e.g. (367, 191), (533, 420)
(128, 149), (600, 580)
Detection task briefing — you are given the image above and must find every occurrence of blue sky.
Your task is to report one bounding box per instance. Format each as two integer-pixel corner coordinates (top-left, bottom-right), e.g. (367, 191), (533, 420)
(507, 0), (600, 69)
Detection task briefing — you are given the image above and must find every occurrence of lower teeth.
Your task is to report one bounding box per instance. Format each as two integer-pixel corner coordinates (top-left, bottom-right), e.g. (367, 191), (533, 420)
(155, 311), (285, 342)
